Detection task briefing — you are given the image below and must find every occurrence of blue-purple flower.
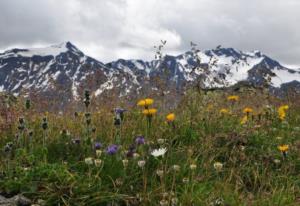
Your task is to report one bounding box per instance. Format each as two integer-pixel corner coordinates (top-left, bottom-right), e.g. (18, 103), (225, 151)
(106, 144), (119, 155)
(135, 136), (145, 145)
(94, 142), (102, 150)
(114, 108), (127, 115)
(114, 108), (127, 124)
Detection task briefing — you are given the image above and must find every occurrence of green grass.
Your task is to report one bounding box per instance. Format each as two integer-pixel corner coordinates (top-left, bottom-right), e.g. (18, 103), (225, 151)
(0, 90), (300, 205)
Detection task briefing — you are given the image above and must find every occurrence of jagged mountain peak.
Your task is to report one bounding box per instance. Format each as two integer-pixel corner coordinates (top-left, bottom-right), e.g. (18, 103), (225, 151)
(0, 41), (83, 59)
(0, 42), (300, 105)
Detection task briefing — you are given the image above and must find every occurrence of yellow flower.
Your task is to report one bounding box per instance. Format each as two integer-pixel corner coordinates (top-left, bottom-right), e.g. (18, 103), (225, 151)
(137, 98), (154, 107)
(240, 115), (248, 125)
(142, 108), (157, 116)
(278, 144), (289, 152)
(219, 108), (230, 115)
(278, 105), (289, 120)
(166, 113), (175, 122)
(243, 107), (253, 114)
(227, 95), (239, 101)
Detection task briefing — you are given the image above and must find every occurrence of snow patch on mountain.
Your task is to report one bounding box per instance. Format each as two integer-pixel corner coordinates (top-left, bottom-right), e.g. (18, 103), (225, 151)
(0, 42), (69, 58)
(271, 68), (300, 87)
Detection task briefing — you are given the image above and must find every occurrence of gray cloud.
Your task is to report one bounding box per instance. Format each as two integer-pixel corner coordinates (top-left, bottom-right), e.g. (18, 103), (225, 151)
(0, 0), (299, 67)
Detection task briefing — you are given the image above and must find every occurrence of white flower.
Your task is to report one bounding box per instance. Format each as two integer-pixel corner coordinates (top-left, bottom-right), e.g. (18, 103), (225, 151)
(190, 164), (197, 170)
(133, 153), (140, 159)
(156, 169), (164, 177)
(85, 157), (93, 165)
(213, 162), (223, 171)
(274, 159), (281, 164)
(157, 138), (166, 145)
(151, 148), (167, 157)
(94, 159), (102, 167)
(172, 165), (180, 172)
(96, 150), (102, 157)
(122, 159), (129, 168)
(137, 160), (146, 168)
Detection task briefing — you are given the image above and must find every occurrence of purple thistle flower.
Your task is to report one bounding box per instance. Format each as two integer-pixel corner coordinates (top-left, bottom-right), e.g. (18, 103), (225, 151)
(135, 136), (145, 145)
(94, 142), (102, 150)
(106, 144), (119, 155)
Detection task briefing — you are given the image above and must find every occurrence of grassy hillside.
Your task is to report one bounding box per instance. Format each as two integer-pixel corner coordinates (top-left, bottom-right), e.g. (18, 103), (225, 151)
(0, 89), (300, 205)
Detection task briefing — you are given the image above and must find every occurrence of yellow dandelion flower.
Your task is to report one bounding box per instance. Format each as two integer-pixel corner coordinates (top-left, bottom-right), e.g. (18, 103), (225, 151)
(243, 107), (253, 114)
(227, 95), (239, 101)
(166, 113), (175, 122)
(137, 98), (154, 107)
(240, 115), (248, 125)
(219, 108), (230, 115)
(142, 108), (157, 116)
(278, 105), (289, 120)
(278, 144), (289, 152)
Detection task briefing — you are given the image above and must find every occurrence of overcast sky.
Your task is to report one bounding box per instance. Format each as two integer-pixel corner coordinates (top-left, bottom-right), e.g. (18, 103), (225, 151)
(0, 0), (299, 67)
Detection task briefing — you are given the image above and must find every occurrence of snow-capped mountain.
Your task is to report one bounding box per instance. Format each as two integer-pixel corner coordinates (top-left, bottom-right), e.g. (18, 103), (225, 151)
(0, 42), (300, 104)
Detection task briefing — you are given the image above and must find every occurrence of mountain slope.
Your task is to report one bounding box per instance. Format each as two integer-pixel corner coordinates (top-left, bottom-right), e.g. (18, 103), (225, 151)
(0, 42), (300, 104)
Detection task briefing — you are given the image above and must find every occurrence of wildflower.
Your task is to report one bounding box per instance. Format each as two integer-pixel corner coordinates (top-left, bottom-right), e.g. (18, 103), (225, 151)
(151, 148), (167, 157)
(84, 157), (93, 165)
(135, 136), (145, 145)
(157, 138), (166, 145)
(114, 108), (126, 126)
(219, 108), (230, 115)
(115, 178), (123, 187)
(133, 152), (140, 159)
(156, 169), (164, 177)
(171, 197), (178, 205)
(95, 149), (102, 157)
(182, 177), (189, 184)
(213, 162), (223, 171)
(190, 164), (197, 170)
(243, 107), (253, 114)
(159, 200), (168, 206)
(166, 113), (175, 122)
(137, 160), (146, 168)
(278, 144), (289, 157)
(137, 98), (154, 108)
(94, 159), (102, 167)
(240, 115), (248, 125)
(227, 95), (239, 102)
(278, 105), (289, 120)
(114, 108), (127, 118)
(273, 159), (281, 164)
(122, 159), (129, 168)
(106, 144), (118, 155)
(278, 144), (289, 152)
(142, 108), (157, 117)
(94, 142), (102, 150)
(172, 165), (180, 172)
